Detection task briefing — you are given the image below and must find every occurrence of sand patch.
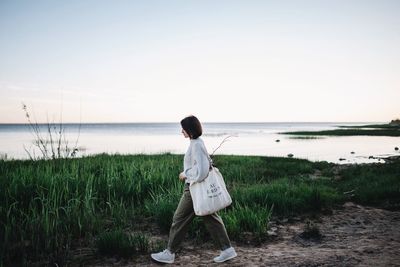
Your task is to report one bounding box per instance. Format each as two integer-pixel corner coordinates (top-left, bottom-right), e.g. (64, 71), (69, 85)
(66, 202), (400, 266)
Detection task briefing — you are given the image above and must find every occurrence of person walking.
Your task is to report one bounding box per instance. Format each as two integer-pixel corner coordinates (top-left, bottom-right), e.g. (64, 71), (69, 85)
(151, 115), (237, 264)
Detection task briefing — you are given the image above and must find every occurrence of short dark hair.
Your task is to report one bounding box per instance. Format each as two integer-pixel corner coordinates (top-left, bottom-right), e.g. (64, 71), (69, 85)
(180, 115), (202, 139)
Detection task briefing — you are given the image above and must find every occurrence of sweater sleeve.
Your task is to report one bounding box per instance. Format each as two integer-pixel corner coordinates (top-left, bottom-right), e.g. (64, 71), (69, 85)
(184, 142), (210, 184)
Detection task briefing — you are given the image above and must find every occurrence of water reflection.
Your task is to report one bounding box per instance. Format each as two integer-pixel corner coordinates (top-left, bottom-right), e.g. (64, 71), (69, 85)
(0, 123), (398, 164)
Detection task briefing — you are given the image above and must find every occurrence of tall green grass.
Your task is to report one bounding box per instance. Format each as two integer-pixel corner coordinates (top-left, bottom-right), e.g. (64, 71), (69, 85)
(96, 229), (150, 258)
(144, 186), (182, 233)
(1, 153), (398, 265)
(232, 178), (341, 216)
(221, 203), (272, 242)
(335, 160), (400, 208)
(0, 153), (183, 265)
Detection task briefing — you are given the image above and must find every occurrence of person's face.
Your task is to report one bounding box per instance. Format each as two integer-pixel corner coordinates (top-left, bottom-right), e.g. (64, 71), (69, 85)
(181, 128), (190, 138)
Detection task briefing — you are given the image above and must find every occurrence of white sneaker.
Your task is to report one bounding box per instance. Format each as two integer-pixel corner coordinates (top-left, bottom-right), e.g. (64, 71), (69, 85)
(151, 249), (175, 264)
(213, 247), (237, 263)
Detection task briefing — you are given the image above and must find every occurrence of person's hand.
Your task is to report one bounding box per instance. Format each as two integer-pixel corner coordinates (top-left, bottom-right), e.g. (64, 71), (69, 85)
(179, 172), (186, 181)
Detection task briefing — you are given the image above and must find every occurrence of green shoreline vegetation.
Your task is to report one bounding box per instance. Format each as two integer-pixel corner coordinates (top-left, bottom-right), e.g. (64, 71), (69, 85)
(1, 153), (400, 265)
(281, 122), (400, 136)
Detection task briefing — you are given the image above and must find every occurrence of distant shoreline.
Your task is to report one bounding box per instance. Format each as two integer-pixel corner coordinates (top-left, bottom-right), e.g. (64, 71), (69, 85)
(2, 122), (397, 164)
(280, 123), (400, 137)
(0, 121), (384, 126)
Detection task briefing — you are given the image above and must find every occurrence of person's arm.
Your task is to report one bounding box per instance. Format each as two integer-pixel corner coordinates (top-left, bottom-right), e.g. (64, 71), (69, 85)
(184, 142), (210, 184)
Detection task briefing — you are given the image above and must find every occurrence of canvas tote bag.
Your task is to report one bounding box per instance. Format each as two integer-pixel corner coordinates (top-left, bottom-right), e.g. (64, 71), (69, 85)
(189, 156), (232, 216)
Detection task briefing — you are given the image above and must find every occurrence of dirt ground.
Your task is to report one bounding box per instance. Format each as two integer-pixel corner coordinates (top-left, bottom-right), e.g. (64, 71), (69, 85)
(66, 202), (400, 266)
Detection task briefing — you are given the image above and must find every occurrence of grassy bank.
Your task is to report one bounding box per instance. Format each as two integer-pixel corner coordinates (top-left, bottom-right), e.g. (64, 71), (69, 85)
(339, 123), (400, 129)
(281, 128), (400, 136)
(1, 154), (399, 265)
(280, 123), (400, 136)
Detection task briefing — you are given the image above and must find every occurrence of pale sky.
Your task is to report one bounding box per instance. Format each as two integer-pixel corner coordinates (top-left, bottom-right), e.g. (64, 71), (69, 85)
(0, 0), (399, 123)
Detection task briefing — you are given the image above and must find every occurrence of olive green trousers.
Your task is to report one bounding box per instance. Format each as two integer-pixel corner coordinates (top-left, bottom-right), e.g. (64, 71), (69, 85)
(167, 183), (231, 253)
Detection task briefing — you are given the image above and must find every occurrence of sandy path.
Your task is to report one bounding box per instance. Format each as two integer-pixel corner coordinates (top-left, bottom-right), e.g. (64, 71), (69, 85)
(68, 202), (400, 266)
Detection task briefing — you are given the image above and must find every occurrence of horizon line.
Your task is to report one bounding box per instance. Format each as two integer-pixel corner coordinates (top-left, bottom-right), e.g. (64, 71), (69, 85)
(0, 121), (386, 125)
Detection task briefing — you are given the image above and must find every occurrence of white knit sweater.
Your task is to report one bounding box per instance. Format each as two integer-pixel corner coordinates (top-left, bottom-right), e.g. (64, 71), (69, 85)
(182, 137), (212, 184)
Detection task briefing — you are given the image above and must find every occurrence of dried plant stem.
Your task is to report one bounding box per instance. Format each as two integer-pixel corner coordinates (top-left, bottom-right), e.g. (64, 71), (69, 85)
(21, 102), (82, 160)
(210, 135), (236, 158)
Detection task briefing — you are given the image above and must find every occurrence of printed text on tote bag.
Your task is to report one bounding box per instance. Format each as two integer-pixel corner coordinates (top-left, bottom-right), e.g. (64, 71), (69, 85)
(207, 183), (222, 198)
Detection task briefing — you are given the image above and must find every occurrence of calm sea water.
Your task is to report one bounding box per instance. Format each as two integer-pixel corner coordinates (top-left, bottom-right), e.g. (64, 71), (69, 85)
(0, 122), (399, 164)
